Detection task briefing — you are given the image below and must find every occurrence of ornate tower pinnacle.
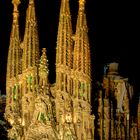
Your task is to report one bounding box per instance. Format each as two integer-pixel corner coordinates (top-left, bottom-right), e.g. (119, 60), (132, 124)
(29, 0), (34, 5)
(56, 0), (73, 90)
(12, 0), (20, 18)
(56, 0), (73, 67)
(39, 48), (49, 90)
(22, 0), (39, 70)
(12, 0), (20, 24)
(12, 0), (20, 7)
(39, 48), (49, 76)
(79, 0), (85, 7)
(73, 0), (91, 77)
(6, 0), (21, 80)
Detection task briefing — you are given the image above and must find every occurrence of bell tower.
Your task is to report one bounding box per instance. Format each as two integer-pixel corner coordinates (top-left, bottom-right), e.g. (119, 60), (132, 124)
(5, 0), (21, 125)
(55, 0), (73, 125)
(72, 0), (94, 139)
(20, 0), (40, 130)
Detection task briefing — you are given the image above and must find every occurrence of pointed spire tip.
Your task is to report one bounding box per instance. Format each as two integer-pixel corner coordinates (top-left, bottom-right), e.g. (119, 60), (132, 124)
(42, 48), (46, 53)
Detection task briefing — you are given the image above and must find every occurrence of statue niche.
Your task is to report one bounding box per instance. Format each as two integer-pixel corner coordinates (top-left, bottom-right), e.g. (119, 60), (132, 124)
(25, 94), (58, 140)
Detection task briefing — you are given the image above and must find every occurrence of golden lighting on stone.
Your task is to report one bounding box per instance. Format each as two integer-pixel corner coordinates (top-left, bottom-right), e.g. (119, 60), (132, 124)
(4, 0), (139, 139)
(5, 0), (94, 139)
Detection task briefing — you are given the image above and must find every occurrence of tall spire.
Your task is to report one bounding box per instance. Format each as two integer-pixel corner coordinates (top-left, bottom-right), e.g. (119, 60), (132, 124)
(56, 0), (73, 67)
(73, 0), (91, 101)
(5, 0), (21, 128)
(71, 2), (94, 139)
(55, 0), (73, 91)
(73, 0), (91, 77)
(22, 0), (39, 70)
(20, 0), (40, 129)
(6, 0), (21, 80)
(55, 0), (74, 126)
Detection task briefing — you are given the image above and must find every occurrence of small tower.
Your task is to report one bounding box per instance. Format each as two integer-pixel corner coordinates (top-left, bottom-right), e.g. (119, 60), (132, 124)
(39, 48), (49, 94)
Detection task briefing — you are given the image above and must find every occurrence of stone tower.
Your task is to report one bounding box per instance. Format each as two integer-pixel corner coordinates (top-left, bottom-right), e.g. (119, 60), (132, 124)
(55, 0), (73, 126)
(20, 0), (40, 135)
(72, 0), (94, 139)
(5, 1), (22, 139)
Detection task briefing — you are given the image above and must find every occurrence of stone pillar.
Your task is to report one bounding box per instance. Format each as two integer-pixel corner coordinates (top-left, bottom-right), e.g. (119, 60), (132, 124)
(103, 98), (110, 140)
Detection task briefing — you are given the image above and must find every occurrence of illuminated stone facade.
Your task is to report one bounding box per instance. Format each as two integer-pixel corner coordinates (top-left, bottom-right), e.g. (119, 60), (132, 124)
(4, 0), (140, 140)
(4, 0), (95, 139)
(95, 62), (139, 140)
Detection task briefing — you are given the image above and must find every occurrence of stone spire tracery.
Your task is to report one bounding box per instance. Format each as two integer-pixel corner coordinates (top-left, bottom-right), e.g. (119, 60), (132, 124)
(6, 0), (21, 110)
(72, 0), (94, 139)
(6, 0), (21, 81)
(5, 1), (22, 139)
(73, 0), (91, 77)
(20, 0), (40, 133)
(73, 0), (91, 102)
(56, 0), (73, 67)
(22, 0), (39, 70)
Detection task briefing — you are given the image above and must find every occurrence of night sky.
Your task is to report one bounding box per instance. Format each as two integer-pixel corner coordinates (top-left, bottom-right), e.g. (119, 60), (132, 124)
(0, 0), (139, 101)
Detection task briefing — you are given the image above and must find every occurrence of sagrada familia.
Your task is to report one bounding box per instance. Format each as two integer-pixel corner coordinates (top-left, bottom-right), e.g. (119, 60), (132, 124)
(3, 0), (139, 139)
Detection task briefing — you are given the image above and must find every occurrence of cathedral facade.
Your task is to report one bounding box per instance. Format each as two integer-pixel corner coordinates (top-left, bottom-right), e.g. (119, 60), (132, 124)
(4, 0), (95, 139)
(4, 0), (140, 140)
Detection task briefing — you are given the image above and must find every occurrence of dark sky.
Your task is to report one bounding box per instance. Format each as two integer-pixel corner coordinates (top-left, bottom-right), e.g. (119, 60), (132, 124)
(0, 0), (139, 98)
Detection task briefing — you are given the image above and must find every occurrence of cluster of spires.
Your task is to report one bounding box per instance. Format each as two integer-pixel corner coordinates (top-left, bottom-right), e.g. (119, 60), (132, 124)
(3, 0), (140, 140)
(7, 0), (91, 84)
(5, 0), (94, 139)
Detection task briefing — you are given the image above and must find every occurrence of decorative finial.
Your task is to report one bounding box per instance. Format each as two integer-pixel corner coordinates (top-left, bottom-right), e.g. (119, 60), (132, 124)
(29, 0), (34, 5)
(79, 0), (85, 6)
(39, 48), (49, 75)
(12, 0), (20, 11)
(12, 0), (20, 23)
(42, 48), (46, 54)
(79, 0), (85, 11)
